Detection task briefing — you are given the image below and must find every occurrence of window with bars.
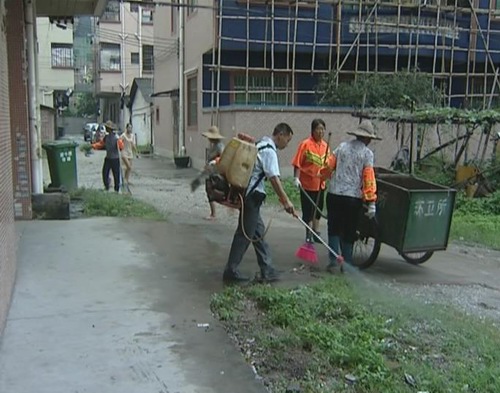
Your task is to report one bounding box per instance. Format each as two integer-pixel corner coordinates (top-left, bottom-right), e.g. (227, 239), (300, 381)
(187, 75), (198, 127)
(51, 43), (73, 68)
(187, 0), (197, 15)
(239, 0), (315, 8)
(101, 0), (120, 22)
(100, 43), (121, 71)
(142, 45), (154, 72)
(233, 73), (290, 105)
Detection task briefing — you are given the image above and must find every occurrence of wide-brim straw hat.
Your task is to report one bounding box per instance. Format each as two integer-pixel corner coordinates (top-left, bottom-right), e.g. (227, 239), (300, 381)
(103, 120), (118, 131)
(202, 126), (225, 140)
(347, 120), (382, 140)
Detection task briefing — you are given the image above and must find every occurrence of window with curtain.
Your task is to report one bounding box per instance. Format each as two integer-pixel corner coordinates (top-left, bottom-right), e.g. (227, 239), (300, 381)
(100, 43), (121, 71)
(102, 0), (120, 22)
(142, 45), (154, 72)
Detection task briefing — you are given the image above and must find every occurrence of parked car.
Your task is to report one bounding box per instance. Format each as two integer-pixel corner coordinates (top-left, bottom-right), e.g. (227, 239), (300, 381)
(83, 122), (98, 142)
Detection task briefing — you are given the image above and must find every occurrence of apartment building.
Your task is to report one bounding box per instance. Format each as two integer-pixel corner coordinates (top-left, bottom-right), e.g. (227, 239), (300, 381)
(36, 17), (75, 108)
(96, 0), (156, 131)
(153, 0), (500, 170)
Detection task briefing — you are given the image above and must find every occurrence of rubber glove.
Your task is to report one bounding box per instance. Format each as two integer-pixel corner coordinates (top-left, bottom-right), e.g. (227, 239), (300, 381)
(293, 177), (301, 189)
(365, 202), (376, 219)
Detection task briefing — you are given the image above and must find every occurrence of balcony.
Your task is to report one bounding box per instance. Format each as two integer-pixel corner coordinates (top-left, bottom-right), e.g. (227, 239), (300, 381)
(36, 0), (107, 17)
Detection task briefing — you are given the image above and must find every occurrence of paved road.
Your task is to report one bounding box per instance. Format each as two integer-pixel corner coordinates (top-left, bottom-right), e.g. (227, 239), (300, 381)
(2, 139), (495, 392)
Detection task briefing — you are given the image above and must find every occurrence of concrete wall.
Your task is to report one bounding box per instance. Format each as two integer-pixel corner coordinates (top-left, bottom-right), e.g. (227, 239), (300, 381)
(131, 90), (152, 147)
(152, 5), (178, 157)
(57, 116), (93, 137)
(1, 0), (19, 336)
(156, 106), (497, 177)
(41, 106), (56, 142)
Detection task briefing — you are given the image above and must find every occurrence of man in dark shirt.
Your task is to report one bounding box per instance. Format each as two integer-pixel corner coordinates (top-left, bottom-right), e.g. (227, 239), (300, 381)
(92, 120), (124, 192)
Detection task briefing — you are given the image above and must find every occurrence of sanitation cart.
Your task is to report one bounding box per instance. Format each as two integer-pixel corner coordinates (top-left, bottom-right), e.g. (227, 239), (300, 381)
(352, 168), (457, 269)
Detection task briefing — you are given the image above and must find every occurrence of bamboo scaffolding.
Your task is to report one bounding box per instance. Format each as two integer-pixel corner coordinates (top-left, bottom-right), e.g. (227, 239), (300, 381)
(215, 0), (223, 125)
(447, 0), (458, 106)
(412, 1), (422, 71)
(211, 1), (500, 108)
(311, 0), (319, 72)
(245, 0), (250, 105)
(354, 0), (362, 80)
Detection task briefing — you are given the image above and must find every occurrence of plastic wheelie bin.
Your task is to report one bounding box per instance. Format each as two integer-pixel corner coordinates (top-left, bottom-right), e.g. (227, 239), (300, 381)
(42, 141), (78, 191)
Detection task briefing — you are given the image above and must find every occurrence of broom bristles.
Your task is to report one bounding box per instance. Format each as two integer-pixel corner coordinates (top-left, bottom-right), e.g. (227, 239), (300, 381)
(295, 242), (318, 264)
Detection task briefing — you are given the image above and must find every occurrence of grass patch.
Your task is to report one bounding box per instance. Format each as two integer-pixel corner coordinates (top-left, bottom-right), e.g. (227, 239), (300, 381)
(264, 177), (301, 207)
(211, 278), (500, 392)
(136, 144), (153, 154)
(70, 188), (165, 219)
(451, 213), (500, 250)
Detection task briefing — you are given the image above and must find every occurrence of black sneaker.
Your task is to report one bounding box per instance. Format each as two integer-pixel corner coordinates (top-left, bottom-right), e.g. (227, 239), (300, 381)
(326, 261), (337, 273)
(222, 271), (250, 283)
(255, 270), (280, 283)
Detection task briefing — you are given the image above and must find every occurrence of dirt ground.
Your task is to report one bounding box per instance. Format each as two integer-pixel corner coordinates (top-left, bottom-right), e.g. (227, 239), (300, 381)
(52, 140), (500, 323)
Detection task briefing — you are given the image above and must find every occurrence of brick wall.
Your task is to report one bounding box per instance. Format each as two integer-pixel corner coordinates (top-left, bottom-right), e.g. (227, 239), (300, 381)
(6, 0), (32, 219)
(182, 109), (496, 177)
(0, 0), (18, 335)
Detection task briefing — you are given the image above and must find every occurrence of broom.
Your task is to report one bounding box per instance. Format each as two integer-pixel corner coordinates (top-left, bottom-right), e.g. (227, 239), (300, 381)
(295, 215), (345, 270)
(295, 132), (332, 264)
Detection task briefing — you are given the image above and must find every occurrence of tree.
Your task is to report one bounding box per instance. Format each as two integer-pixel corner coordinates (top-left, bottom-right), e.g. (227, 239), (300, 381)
(74, 92), (97, 117)
(317, 71), (443, 109)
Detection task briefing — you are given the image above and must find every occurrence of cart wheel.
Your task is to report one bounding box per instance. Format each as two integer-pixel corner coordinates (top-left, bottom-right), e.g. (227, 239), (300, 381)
(400, 251), (434, 265)
(351, 218), (381, 270)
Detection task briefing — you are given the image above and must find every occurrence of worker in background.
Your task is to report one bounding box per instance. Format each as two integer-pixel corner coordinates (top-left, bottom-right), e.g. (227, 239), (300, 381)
(202, 126), (225, 220)
(320, 120), (381, 271)
(291, 118), (331, 243)
(223, 123), (296, 284)
(92, 120), (124, 192)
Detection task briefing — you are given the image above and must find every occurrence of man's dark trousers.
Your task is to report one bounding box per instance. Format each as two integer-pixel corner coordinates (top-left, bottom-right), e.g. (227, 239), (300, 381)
(225, 191), (276, 278)
(102, 157), (120, 192)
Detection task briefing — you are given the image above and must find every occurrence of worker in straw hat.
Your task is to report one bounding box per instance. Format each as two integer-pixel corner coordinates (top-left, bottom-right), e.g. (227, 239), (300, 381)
(320, 119), (382, 272)
(202, 126), (225, 220)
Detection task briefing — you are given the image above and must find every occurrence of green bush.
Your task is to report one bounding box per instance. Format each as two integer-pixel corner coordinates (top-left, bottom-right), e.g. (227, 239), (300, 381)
(318, 71), (443, 109)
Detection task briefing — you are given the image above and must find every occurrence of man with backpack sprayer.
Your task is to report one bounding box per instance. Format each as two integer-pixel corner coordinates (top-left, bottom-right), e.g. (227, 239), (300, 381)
(223, 123), (296, 284)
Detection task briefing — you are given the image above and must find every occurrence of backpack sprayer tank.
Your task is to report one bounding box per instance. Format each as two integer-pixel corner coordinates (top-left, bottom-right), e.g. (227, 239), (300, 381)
(217, 134), (258, 188)
(206, 133), (258, 209)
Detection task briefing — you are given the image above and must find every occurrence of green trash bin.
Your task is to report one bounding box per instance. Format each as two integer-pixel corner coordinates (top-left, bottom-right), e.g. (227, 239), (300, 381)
(42, 141), (78, 191)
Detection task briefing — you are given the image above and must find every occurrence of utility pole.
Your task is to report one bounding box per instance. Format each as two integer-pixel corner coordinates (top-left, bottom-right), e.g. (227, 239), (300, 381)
(178, 0), (185, 156)
(137, 5), (143, 78)
(25, 0), (43, 194)
(119, 0), (128, 131)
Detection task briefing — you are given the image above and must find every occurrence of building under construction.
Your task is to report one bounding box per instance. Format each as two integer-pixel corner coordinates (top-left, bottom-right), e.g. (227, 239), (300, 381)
(202, 0), (500, 112)
(153, 0), (500, 167)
